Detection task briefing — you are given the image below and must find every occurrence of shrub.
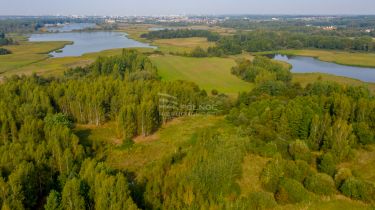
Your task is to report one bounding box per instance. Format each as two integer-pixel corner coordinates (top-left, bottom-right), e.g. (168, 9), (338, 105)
(258, 142), (278, 157)
(284, 160), (313, 183)
(304, 173), (336, 195)
(211, 89), (219, 96)
(248, 191), (277, 209)
(288, 140), (312, 163)
(44, 113), (73, 128)
(354, 122), (374, 145)
(121, 138), (134, 149)
(275, 178), (310, 204)
(0, 48), (11, 55)
(318, 152), (336, 177)
(334, 168), (352, 188)
(260, 158), (284, 193)
(340, 178), (375, 202)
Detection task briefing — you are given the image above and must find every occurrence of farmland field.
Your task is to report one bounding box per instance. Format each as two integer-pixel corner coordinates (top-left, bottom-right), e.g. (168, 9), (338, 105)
(150, 54), (254, 95)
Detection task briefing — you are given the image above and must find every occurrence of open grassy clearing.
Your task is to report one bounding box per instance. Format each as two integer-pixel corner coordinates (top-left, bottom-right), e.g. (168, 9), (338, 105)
(237, 154), (271, 196)
(153, 37), (215, 53)
(339, 145), (375, 183)
(0, 40), (71, 74)
(259, 49), (375, 68)
(150, 54), (254, 95)
(106, 115), (223, 175)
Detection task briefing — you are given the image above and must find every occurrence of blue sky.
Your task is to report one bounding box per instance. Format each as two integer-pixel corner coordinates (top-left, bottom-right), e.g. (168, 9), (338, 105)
(1, 0), (375, 16)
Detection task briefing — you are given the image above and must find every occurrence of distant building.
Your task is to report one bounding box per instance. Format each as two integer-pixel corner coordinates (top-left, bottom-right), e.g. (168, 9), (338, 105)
(105, 19), (116, 24)
(322, 26), (337, 31)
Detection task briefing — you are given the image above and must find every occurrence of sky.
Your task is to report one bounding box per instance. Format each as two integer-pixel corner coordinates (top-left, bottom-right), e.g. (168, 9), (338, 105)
(1, 0), (375, 16)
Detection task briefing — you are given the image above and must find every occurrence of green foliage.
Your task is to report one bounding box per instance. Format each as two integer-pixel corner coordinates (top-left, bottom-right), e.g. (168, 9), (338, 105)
(288, 140), (312, 163)
(231, 56), (291, 84)
(304, 173), (336, 195)
(318, 152), (336, 177)
(61, 178), (86, 210)
(284, 160), (312, 183)
(213, 30), (375, 54)
(340, 177), (375, 202)
(44, 190), (61, 210)
(354, 122), (375, 145)
(44, 113), (73, 129)
(275, 178), (311, 204)
(141, 29), (220, 41)
(247, 191), (277, 210)
(260, 158), (284, 193)
(143, 128), (246, 209)
(334, 168), (352, 188)
(0, 48), (11, 55)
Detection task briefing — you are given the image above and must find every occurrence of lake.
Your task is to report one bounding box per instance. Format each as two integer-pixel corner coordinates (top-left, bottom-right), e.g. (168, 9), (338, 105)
(45, 23), (97, 32)
(272, 54), (375, 83)
(29, 31), (156, 57)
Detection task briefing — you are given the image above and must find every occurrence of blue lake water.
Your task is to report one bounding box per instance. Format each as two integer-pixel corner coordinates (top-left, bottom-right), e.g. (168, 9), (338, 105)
(29, 31), (156, 57)
(46, 23), (97, 32)
(272, 54), (375, 83)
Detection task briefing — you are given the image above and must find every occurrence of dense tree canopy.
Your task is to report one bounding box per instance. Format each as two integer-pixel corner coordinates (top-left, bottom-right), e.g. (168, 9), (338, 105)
(141, 29), (220, 41)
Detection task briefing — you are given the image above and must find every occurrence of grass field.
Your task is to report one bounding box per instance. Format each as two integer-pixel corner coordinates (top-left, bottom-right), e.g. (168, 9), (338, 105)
(150, 55), (254, 95)
(339, 145), (375, 183)
(106, 115), (223, 175)
(0, 41), (71, 74)
(260, 49), (375, 68)
(153, 37), (215, 53)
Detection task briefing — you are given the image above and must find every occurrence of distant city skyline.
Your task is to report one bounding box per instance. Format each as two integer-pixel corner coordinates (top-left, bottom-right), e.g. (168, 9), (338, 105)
(1, 0), (375, 16)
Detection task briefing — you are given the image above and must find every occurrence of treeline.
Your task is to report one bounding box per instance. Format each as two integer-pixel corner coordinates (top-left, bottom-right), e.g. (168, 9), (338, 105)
(231, 56), (292, 84)
(0, 50), (223, 209)
(213, 31), (375, 54)
(226, 59), (375, 205)
(0, 32), (13, 46)
(141, 29), (221, 41)
(218, 16), (375, 37)
(0, 18), (101, 34)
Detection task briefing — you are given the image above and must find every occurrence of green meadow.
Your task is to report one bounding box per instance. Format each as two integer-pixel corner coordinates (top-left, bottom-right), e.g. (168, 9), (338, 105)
(150, 55), (254, 95)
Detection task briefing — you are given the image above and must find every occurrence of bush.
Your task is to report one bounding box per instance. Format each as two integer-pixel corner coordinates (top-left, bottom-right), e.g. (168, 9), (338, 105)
(284, 160), (313, 183)
(211, 89), (219, 96)
(318, 152), (336, 177)
(44, 113), (73, 129)
(340, 178), (375, 202)
(121, 138), (134, 149)
(260, 158), (284, 193)
(258, 142), (278, 157)
(354, 122), (374, 145)
(275, 178), (311, 204)
(304, 173), (336, 195)
(288, 140), (312, 163)
(334, 168), (352, 188)
(248, 191), (277, 209)
(0, 48), (11, 55)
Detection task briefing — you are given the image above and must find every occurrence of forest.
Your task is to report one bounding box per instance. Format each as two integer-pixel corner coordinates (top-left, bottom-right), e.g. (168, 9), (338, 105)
(218, 16), (375, 37)
(0, 47), (374, 209)
(141, 29), (375, 57)
(141, 29), (221, 42)
(0, 49), (221, 209)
